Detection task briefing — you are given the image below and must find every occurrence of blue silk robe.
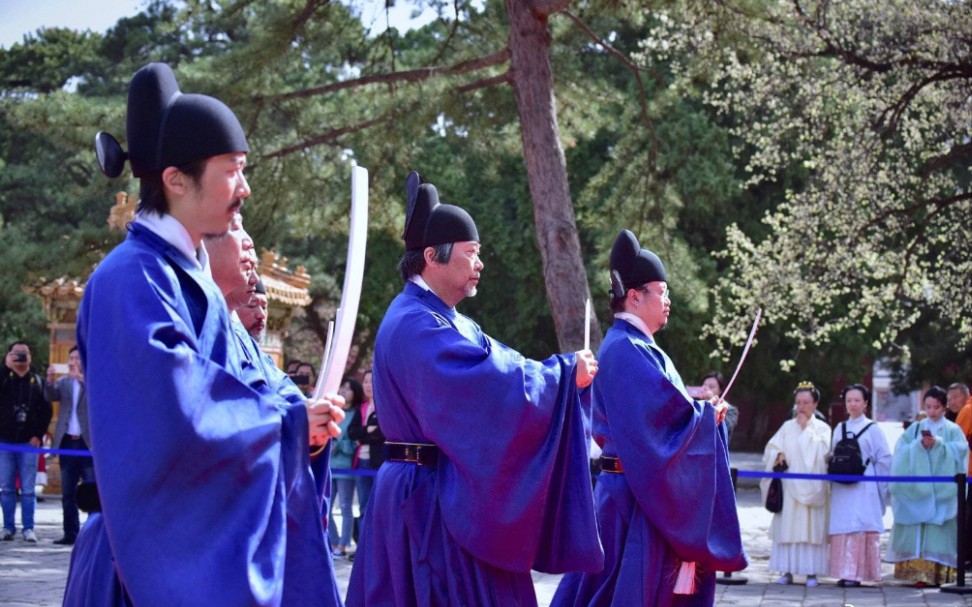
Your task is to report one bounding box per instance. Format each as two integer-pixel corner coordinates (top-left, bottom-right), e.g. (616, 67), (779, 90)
(552, 319), (747, 607)
(345, 282), (602, 607)
(62, 224), (340, 607)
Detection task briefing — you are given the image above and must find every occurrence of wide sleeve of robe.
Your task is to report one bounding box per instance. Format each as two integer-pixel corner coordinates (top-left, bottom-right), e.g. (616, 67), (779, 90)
(75, 234), (318, 607)
(595, 324), (747, 572)
(373, 286), (602, 574)
(867, 422), (893, 509)
(235, 322), (332, 511)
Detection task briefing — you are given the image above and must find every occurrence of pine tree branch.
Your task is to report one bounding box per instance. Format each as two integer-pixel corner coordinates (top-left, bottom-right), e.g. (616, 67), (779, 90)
(457, 71), (511, 92)
(258, 49), (511, 104)
(261, 116), (390, 160)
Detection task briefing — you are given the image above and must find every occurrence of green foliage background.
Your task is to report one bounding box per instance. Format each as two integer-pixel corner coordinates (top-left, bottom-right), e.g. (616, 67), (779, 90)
(1, 0), (967, 448)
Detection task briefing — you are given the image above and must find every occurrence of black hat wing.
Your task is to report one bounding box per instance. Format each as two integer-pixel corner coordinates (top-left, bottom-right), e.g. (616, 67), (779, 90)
(94, 131), (128, 178)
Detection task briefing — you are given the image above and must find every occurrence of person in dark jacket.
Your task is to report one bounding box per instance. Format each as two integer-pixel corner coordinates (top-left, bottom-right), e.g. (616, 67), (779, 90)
(1, 342), (53, 542)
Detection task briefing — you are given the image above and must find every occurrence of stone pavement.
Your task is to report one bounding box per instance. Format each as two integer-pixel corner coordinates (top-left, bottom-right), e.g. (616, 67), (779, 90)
(4, 454), (972, 606)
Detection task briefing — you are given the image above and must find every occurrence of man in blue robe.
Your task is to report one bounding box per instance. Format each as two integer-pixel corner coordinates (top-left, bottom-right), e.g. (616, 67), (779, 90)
(551, 230), (747, 607)
(345, 172), (602, 607)
(205, 213), (342, 603)
(63, 62), (343, 607)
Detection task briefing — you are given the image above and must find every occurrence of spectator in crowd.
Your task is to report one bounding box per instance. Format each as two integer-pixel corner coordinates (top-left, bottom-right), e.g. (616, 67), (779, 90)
(763, 380), (832, 587)
(887, 385), (969, 587)
(701, 371), (740, 445)
(294, 363), (316, 398)
(944, 382), (966, 423)
(237, 278), (268, 341)
(0, 342), (52, 543)
(951, 382), (972, 567)
(329, 377), (361, 558)
(45, 346), (95, 546)
(63, 62), (343, 606)
(828, 383), (891, 587)
(346, 173), (599, 606)
(950, 383), (972, 440)
(347, 369), (383, 517)
(551, 229), (745, 606)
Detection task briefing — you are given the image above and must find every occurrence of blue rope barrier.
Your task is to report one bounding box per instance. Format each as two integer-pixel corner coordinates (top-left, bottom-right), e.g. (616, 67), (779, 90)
(6, 443), (950, 483)
(0, 443), (380, 476)
(0, 443), (92, 457)
(736, 469), (957, 483)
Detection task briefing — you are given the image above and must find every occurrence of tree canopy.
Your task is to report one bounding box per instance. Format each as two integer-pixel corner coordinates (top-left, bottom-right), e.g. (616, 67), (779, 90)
(648, 0), (972, 371)
(2, 0), (969, 445)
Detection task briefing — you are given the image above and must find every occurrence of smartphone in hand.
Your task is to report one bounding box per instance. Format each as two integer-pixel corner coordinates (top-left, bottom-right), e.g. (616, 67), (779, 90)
(686, 386), (706, 399)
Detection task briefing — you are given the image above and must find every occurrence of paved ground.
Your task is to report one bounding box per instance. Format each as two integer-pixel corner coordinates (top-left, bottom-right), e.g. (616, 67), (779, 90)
(4, 453), (972, 606)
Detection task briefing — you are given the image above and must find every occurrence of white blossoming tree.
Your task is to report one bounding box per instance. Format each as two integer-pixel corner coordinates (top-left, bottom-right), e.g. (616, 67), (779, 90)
(645, 0), (972, 368)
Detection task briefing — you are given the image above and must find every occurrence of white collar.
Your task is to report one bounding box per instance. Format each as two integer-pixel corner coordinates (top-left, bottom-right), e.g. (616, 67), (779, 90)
(409, 275), (432, 292)
(408, 275), (455, 309)
(135, 211), (208, 271)
(614, 312), (652, 339)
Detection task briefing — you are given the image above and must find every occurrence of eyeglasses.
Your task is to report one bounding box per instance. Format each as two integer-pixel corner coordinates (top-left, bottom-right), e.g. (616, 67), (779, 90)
(636, 285), (670, 301)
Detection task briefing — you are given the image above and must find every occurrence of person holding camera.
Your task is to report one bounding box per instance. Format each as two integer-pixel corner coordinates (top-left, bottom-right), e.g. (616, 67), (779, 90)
(0, 342), (53, 543)
(44, 346), (95, 546)
(292, 362), (317, 398)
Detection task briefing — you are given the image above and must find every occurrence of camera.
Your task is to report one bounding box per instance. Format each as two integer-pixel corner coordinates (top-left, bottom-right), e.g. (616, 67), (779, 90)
(292, 375), (310, 386)
(13, 351), (27, 363)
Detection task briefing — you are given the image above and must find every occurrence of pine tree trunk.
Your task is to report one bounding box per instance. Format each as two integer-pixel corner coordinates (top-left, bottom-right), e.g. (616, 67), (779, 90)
(505, 0), (601, 352)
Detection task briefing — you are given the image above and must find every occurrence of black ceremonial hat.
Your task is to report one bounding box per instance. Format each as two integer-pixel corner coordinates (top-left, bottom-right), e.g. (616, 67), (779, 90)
(609, 229), (667, 293)
(254, 278), (266, 295)
(94, 62), (248, 179)
(402, 172), (479, 250)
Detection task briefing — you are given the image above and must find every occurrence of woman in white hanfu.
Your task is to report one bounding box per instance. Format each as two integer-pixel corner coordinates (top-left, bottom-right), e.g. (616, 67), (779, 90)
(763, 381), (832, 587)
(828, 384), (892, 587)
(886, 386), (969, 587)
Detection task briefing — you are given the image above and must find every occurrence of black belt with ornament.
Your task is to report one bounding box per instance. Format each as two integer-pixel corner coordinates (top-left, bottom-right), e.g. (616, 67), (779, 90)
(599, 456), (624, 474)
(384, 442), (439, 466)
